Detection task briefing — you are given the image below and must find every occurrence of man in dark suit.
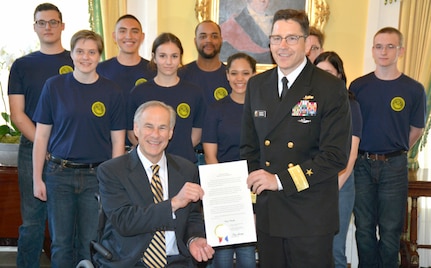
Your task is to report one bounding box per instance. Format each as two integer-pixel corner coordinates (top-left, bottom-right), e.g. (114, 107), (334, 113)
(95, 100), (214, 267)
(240, 9), (351, 267)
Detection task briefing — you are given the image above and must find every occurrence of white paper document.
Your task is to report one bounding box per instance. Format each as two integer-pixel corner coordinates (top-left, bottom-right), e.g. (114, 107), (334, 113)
(198, 160), (257, 247)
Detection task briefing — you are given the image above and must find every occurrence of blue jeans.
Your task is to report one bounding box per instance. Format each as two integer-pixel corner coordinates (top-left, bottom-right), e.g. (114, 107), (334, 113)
(353, 154), (408, 268)
(212, 244), (256, 268)
(195, 152), (206, 166)
(16, 137), (47, 268)
(45, 161), (99, 268)
(333, 172), (355, 268)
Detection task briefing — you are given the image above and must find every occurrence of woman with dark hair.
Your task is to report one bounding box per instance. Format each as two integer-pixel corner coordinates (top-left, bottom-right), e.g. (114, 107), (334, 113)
(202, 52), (257, 268)
(314, 51), (362, 268)
(127, 33), (206, 163)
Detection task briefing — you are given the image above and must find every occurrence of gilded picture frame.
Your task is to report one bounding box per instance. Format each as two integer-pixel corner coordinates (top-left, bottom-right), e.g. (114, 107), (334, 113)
(195, 0), (330, 72)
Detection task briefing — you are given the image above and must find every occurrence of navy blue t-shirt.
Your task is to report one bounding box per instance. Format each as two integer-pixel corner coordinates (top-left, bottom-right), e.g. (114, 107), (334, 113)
(97, 57), (156, 98)
(33, 73), (126, 163)
(202, 96), (243, 162)
(350, 98), (362, 139)
(8, 50), (73, 120)
(127, 79), (206, 162)
(178, 61), (231, 105)
(350, 72), (425, 153)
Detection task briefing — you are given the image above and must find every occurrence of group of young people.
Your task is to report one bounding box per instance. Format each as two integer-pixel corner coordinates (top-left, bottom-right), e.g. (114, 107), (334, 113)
(8, 2), (426, 268)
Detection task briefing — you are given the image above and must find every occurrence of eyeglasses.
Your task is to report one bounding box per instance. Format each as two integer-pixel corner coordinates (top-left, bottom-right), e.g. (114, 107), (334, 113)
(34, 19), (61, 28)
(373, 44), (400, 51)
(269, 35), (306, 45)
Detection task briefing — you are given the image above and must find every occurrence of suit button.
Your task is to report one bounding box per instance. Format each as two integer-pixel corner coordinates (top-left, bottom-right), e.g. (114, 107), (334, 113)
(288, 163), (294, 168)
(264, 140), (271, 146)
(265, 161), (270, 167)
(287, 142), (294, 148)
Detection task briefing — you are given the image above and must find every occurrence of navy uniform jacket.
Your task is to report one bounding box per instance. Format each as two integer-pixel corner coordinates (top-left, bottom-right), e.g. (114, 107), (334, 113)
(95, 149), (204, 267)
(240, 60), (351, 238)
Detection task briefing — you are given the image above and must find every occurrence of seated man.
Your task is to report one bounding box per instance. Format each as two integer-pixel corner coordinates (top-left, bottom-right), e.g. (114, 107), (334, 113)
(95, 100), (214, 267)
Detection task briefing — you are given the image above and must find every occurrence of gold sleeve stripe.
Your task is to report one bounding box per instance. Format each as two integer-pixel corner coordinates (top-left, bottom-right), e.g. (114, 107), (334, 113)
(251, 192), (256, 204)
(288, 165), (310, 192)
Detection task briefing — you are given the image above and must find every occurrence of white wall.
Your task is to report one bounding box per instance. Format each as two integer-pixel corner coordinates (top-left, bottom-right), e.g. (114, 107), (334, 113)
(0, 0), (89, 116)
(127, 0), (158, 60)
(362, 1), (401, 74)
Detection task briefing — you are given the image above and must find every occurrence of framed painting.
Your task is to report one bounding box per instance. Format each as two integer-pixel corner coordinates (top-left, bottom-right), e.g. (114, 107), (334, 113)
(195, 0), (329, 72)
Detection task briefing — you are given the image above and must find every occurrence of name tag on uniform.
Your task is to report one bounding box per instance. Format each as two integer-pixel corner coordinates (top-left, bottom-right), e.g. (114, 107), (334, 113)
(254, 110), (267, 118)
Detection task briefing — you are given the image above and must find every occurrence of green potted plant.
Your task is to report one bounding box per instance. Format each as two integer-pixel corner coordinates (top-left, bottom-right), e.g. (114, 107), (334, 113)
(0, 111), (20, 143)
(0, 81), (20, 166)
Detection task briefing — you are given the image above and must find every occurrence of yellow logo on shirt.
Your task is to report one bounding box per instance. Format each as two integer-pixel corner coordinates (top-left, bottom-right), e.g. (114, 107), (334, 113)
(59, 65), (73, 74)
(92, 101), (106, 117)
(135, 78), (148, 86)
(213, 87), (228, 100)
(391, 97), (405, 112)
(177, 103), (190, 119)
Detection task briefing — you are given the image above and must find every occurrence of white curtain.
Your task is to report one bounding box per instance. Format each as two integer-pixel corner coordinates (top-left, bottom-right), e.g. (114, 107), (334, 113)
(417, 147), (431, 266)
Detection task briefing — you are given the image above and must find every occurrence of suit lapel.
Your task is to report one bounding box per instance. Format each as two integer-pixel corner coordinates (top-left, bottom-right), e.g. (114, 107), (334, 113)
(261, 69), (282, 122)
(127, 149), (154, 204)
(166, 155), (183, 199)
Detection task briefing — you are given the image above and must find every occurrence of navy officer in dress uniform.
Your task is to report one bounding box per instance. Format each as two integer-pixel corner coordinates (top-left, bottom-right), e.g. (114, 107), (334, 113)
(240, 9), (351, 268)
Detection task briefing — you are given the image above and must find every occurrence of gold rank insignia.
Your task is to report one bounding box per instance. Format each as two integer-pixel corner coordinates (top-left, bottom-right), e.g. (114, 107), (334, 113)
(251, 192), (256, 204)
(288, 165), (310, 192)
(306, 169), (313, 176)
(303, 95), (314, 100)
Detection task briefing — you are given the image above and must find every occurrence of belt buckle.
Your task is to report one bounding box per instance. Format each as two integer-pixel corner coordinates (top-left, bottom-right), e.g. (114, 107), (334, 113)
(60, 159), (68, 168)
(364, 152), (372, 160)
(364, 152), (379, 161)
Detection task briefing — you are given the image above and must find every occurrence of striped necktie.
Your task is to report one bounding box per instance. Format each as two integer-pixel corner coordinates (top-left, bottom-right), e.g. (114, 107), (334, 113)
(143, 164), (167, 267)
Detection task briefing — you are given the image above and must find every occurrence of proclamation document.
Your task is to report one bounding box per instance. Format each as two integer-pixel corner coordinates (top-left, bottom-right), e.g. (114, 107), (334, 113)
(198, 160), (256, 247)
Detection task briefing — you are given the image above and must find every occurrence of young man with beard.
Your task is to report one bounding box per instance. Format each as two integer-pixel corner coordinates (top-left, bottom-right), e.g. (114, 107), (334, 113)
(179, 20), (232, 165)
(179, 20), (231, 105)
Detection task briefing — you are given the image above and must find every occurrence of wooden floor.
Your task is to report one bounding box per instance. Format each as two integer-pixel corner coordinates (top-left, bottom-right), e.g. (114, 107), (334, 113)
(0, 247), (51, 268)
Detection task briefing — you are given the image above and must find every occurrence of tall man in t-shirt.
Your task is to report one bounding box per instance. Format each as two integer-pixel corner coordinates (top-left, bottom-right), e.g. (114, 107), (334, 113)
(179, 20), (231, 105)
(179, 20), (231, 165)
(350, 27), (426, 268)
(8, 3), (73, 267)
(97, 14), (155, 149)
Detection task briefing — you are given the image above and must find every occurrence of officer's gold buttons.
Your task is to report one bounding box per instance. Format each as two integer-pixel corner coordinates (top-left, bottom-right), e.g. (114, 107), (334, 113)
(287, 142), (294, 148)
(264, 140), (270, 146)
(265, 161), (270, 167)
(288, 163), (294, 168)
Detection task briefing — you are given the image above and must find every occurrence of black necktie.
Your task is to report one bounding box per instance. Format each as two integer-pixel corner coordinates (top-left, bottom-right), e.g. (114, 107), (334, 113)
(281, 77), (289, 100)
(143, 164), (167, 267)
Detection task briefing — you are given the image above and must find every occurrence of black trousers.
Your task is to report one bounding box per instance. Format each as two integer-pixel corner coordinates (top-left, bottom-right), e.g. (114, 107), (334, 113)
(257, 229), (335, 268)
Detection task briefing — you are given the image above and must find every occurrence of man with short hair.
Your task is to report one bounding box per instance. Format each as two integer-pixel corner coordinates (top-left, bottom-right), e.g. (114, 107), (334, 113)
(8, 3), (73, 266)
(179, 20), (231, 165)
(95, 101), (214, 267)
(97, 14), (155, 149)
(350, 27), (426, 268)
(241, 9), (351, 267)
(179, 20), (231, 105)
(305, 26), (324, 63)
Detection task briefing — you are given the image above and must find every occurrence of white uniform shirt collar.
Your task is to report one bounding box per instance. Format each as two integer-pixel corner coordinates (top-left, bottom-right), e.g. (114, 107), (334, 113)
(277, 57), (307, 94)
